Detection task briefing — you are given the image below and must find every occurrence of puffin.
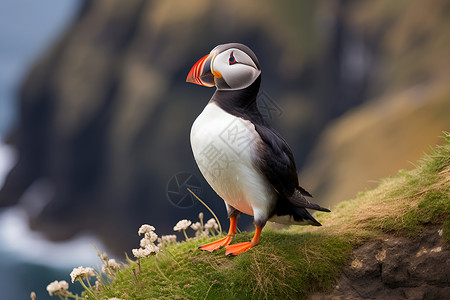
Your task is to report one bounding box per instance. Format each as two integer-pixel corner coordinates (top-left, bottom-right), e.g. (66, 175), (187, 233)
(187, 43), (330, 256)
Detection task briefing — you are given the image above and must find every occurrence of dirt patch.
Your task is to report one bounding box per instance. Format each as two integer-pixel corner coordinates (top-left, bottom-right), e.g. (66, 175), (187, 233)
(311, 227), (449, 299)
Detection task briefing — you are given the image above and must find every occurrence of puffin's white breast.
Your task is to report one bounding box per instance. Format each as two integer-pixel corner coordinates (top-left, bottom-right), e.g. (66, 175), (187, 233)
(190, 103), (273, 219)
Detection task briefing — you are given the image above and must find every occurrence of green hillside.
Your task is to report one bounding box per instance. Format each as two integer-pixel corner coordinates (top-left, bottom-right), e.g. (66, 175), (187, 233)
(43, 133), (449, 300)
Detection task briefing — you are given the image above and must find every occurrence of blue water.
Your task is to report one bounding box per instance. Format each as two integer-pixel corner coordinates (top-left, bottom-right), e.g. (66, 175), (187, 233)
(0, 1), (109, 299)
(0, 0), (80, 140)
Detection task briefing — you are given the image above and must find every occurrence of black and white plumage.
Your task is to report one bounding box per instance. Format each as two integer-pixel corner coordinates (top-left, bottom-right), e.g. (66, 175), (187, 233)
(187, 43), (330, 256)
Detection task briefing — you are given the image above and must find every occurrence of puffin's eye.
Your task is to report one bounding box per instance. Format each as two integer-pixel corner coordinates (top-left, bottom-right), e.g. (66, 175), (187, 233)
(228, 52), (237, 65)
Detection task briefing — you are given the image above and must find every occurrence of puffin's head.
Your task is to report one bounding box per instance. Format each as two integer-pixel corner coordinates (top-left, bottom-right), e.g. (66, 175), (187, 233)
(186, 43), (261, 90)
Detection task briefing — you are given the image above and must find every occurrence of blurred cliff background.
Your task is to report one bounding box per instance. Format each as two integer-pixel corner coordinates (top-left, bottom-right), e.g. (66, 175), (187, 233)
(1, 0), (449, 298)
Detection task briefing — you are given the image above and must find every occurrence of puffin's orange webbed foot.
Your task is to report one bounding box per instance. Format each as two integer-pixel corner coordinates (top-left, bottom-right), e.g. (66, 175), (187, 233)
(225, 225), (262, 256)
(198, 235), (233, 252)
(225, 241), (257, 256)
(199, 216), (237, 252)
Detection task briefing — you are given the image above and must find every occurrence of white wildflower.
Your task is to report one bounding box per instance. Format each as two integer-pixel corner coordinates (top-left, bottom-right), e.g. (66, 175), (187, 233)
(136, 224), (158, 248)
(46, 280), (69, 296)
(163, 234), (177, 243)
(144, 230), (158, 243)
(198, 212), (204, 220)
(132, 248), (146, 258)
(157, 234), (177, 247)
(96, 249), (121, 279)
(102, 258), (121, 275)
(30, 291), (36, 300)
(132, 223), (161, 260)
(191, 221), (209, 237)
(139, 230), (158, 249)
(138, 224), (155, 236)
(191, 221), (202, 231)
(174, 219), (192, 240)
(173, 219), (192, 231)
(140, 237), (152, 248)
(146, 243), (160, 254)
(108, 258), (120, 269)
(132, 244), (159, 258)
(205, 218), (219, 230)
(70, 266), (96, 283)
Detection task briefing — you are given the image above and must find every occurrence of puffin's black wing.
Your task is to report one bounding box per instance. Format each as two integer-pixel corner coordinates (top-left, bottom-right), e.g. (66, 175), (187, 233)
(254, 124), (301, 196)
(254, 125), (330, 212)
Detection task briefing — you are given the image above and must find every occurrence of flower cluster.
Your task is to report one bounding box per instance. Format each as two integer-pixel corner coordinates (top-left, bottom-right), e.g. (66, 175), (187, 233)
(190, 212), (208, 237)
(132, 224), (160, 259)
(70, 266), (96, 283)
(191, 221), (208, 237)
(138, 224), (155, 235)
(103, 258), (120, 272)
(174, 213), (221, 240)
(205, 218), (219, 233)
(158, 234), (177, 246)
(98, 251), (121, 279)
(46, 280), (69, 296)
(192, 218), (219, 235)
(46, 266), (97, 297)
(173, 219), (192, 231)
(173, 219), (192, 240)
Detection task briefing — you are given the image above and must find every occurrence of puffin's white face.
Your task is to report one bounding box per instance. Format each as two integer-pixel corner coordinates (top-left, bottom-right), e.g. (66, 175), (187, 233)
(210, 48), (261, 90)
(186, 43), (261, 91)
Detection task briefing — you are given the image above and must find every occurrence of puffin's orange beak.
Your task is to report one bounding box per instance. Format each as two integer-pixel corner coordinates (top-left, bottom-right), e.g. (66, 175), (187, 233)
(186, 53), (215, 87)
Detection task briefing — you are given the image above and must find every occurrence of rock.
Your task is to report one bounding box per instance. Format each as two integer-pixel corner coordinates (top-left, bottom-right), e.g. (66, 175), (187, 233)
(312, 227), (450, 299)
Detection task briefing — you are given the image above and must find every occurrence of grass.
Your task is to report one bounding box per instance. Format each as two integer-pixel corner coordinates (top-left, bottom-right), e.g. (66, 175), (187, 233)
(291, 132), (450, 240)
(94, 232), (352, 300)
(59, 133), (449, 300)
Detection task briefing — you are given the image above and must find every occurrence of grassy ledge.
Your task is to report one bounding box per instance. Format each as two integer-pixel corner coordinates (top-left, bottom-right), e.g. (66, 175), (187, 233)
(93, 232), (352, 300)
(45, 133), (449, 300)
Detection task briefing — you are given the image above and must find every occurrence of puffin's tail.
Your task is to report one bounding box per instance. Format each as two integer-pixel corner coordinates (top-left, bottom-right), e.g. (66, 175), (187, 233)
(270, 204), (323, 226)
(270, 189), (330, 226)
(292, 206), (322, 226)
(289, 190), (331, 212)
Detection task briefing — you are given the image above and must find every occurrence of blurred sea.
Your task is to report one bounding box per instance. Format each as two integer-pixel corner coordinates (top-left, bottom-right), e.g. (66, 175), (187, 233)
(0, 1), (106, 299)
